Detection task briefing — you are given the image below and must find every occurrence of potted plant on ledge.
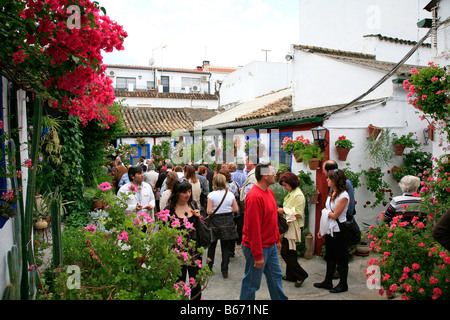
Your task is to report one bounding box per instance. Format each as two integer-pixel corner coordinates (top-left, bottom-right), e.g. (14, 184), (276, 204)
(334, 135), (354, 161)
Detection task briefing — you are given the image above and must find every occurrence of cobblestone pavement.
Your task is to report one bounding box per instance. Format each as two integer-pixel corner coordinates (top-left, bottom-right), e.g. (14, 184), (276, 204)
(201, 244), (385, 301)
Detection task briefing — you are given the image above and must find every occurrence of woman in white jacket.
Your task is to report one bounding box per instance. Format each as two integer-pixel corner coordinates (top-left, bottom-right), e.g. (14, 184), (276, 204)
(314, 169), (350, 293)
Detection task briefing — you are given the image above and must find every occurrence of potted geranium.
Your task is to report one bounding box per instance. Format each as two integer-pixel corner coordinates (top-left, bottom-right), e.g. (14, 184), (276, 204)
(334, 135), (354, 161)
(281, 135), (311, 163)
(136, 137), (146, 146)
(391, 132), (420, 156)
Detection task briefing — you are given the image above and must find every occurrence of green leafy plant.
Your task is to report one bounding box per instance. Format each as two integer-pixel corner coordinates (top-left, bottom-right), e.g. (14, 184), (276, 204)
(390, 150), (433, 182)
(365, 128), (394, 167)
(281, 135), (311, 155)
(335, 135), (354, 150)
(391, 132), (421, 149)
(39, 184), (214, 300)
(342, 164), (362, 189)
(297, 170), (317, 201)
(151, 140), (171, 163)
(300, 141), (326, 165)
(367, 156), (450, 300)
(362, 167), (391, 207)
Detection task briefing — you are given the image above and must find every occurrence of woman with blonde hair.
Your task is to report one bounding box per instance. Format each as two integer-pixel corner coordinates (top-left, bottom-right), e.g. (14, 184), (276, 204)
(159, 171), (179, 210)
(184, 165), (201, 210)
(206, 173), (239, 278)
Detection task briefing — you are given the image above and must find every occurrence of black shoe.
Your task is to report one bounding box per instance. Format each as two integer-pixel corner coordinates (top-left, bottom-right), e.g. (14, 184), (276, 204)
(329, 283), (348, 293)
(313, 281), (333, 289)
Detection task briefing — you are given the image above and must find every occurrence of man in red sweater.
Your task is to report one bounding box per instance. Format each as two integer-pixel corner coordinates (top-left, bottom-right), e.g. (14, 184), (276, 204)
(240, 163), (288, 300)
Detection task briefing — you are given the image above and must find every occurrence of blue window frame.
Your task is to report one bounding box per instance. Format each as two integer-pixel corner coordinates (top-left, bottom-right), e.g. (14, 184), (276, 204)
(130, 144), (150, 165)
(270, 131), (292, 170)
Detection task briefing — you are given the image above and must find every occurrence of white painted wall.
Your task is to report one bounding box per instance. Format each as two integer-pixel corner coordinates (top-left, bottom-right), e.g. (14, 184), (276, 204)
(118, 96), (217, 109)
(298, 0), (432, 55)
(219, 61), (291, 108)
(362, 35), (432, 65)
(291, 49), (395, 111)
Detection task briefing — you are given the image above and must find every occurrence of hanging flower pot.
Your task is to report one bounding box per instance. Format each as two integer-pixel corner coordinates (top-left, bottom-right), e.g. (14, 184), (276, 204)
(308, 188), (320, 204)
(293, 152), (303, 163)
(393, 144), (406, 156)
(368, 124), (382, 139)
(308, 158), (320, 170)
(336, 147), (350, 161)
(428, 124), (434, 141)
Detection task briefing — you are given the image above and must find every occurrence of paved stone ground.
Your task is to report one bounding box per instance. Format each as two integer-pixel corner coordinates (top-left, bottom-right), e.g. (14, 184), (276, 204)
(201, 243), (386, 301)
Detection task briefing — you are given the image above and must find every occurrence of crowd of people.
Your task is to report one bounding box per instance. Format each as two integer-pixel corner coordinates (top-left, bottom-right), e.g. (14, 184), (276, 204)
(108, 154), (434, 300)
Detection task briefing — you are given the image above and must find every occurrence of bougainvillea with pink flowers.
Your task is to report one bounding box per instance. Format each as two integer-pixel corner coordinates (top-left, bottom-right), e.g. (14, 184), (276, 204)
(0, 0), (127, 127)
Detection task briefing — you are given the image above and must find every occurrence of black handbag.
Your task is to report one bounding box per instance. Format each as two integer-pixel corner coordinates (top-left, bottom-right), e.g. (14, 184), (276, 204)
(278, 214), (289, 235)
(195, 217), (212, 248)
(337, 218), (361, 246)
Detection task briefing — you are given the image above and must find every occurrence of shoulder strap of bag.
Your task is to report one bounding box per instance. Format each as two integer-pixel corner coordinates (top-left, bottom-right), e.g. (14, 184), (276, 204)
(209, 190), (228, 219)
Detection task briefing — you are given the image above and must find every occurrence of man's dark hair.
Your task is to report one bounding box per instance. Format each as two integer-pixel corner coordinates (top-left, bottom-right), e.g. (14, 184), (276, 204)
(255, 162), (272, 181)
(324, 160), (338, 172)
(128, 165), (143, 181)
(236, 163), (245, 171)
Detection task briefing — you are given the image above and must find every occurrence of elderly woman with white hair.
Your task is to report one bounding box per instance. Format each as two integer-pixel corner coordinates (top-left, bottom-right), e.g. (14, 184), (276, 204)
(383, 175), (422, 224)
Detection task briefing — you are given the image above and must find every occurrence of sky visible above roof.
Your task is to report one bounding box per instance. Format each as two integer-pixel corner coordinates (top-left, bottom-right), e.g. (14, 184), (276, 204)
(97, 0), (299, 69)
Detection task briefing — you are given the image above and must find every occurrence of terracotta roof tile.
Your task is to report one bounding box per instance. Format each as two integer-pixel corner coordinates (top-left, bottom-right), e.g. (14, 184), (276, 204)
(236, 95), (292, 121)
(363, 34), (431, 47)
(120, 107), (219, 136)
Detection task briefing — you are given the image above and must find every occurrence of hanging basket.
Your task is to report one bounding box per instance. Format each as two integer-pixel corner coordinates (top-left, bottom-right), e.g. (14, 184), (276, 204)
(336, 147), (350, 161)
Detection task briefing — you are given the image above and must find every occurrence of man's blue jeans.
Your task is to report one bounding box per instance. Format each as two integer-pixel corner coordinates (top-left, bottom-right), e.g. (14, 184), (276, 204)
(240, 244), (288, 300)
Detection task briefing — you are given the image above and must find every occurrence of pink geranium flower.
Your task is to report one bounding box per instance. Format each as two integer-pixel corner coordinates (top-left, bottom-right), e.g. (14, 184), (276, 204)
(118, 231), (129, 242)
(98, 181), (112, 191)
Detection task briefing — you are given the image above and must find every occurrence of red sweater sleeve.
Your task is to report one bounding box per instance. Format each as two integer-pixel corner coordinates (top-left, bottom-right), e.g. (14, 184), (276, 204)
(242, 186), (280, 261)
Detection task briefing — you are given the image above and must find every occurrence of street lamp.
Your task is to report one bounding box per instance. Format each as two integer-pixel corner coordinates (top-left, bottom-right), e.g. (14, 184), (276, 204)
(311, 126), (328, 151)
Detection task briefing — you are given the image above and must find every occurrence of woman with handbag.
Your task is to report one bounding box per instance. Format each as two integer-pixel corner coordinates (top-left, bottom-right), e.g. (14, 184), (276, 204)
(314, 169), (350, 293)
(165, 180), (203, 300)
(206, 173), (239, 278)
(277, 172), (308, 287)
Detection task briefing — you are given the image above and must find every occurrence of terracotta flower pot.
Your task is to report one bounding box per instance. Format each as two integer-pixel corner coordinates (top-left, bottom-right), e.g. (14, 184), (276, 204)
(368, 124), (382, 139)
(394, 144), (406, 156)
(428, 124), (434, 141)
(308, 158), (320, 170)
(336, 147), (350, 161)
(293, 153), (303, 163)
